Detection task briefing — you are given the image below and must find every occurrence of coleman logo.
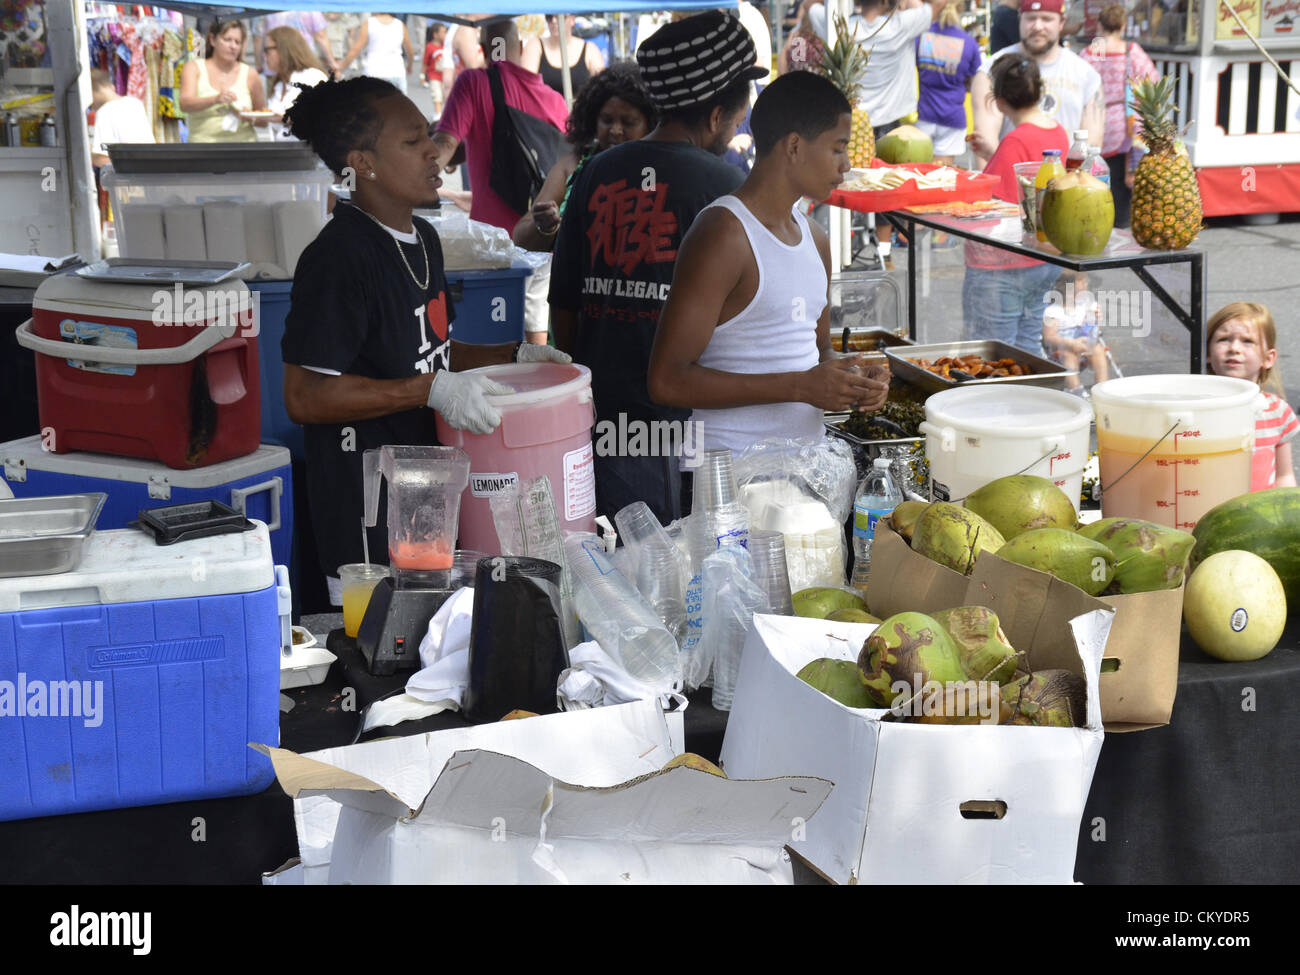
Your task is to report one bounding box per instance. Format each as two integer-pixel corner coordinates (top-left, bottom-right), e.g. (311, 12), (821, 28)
(470, 472), (519, 498)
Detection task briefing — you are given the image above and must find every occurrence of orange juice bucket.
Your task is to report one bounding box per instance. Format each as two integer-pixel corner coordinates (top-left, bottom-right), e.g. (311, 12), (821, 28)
(1090, 375), (1263, 530)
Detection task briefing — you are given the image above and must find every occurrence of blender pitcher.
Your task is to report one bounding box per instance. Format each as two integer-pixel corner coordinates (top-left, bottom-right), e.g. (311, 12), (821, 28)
(363, 446), (471, 570)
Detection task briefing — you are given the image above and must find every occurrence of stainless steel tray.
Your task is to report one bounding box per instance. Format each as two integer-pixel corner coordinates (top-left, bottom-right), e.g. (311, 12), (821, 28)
(832, 328), (915, 354)
(75, 258), (250, 285)
(0, 493), (107, 578)
(884, 340), (1074, 394)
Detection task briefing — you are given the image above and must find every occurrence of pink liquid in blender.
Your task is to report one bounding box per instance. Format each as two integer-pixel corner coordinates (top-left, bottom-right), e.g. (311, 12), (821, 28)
(389, 538), (454, 570)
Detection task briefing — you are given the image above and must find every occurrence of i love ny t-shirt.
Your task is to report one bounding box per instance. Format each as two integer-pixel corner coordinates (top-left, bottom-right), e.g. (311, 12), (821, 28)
(283, 202), (455, 575)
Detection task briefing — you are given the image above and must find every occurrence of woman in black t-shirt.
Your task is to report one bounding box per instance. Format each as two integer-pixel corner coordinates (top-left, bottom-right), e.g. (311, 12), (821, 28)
(280, 77), (570, 596)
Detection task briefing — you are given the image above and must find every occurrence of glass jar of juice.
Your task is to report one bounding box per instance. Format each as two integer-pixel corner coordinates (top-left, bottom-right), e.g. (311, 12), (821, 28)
(1034, 149), (1065, 243)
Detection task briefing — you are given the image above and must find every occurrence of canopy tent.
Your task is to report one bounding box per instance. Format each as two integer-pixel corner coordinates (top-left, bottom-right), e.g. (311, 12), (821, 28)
(158, 1), (736, 20)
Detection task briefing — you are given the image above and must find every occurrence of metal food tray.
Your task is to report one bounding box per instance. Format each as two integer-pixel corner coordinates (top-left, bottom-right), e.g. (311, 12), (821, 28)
(884, 340), (1074, 394)
(0, 493), (107, 578)
(832, 328), (915, 354)
(824, 413), (927, 497)
(107, 142), (322, 174)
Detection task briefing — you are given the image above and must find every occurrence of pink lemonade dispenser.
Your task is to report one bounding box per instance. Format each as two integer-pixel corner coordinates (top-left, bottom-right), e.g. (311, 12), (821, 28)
(436, 363), (597, 553)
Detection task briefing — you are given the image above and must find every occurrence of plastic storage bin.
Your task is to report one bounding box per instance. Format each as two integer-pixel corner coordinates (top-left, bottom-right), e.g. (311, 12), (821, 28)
(0, 522), (285, 821)
(17, 274), (260, 470)
(244, 279), (301, 457)
(102, 165), (332, 276)
(0, 437), (293, 573)
(445, 264), (531, 345)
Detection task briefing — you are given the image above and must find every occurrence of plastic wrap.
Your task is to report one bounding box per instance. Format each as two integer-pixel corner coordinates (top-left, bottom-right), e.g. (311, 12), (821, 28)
(422, 208), (552, 271)
(735, 437), (857, 524)
(699, 545), (764, 710)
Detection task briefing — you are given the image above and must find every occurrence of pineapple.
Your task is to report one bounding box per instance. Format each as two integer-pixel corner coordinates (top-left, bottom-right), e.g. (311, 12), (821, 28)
(1129, 77), (1202, 250)
(815, 13), (874, 167)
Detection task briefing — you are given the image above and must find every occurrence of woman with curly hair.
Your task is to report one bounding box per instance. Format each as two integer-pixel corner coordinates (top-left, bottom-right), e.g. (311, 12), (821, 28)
(512, 61), (657, 252)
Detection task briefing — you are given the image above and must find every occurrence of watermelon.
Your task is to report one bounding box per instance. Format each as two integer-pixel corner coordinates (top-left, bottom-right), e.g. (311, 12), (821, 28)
(1189, 488), (1300, 609)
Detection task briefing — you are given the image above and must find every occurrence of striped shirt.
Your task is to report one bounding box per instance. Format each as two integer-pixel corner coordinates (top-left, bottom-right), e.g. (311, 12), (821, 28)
(1252, 392), (1299, 491)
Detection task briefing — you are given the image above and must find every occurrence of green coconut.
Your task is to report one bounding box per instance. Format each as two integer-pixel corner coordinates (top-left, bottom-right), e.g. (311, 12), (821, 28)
(1001, 669), (1088, 727)
(875, 124), (934, 164)
(931, 605), (1020, 684)
(996, 528), (1116, 595)
(856, 611), (967, 707)
(1041, 171), (1115, 256)
(964, 475), (1078, 540)
(797, 657), (877, 709)
(912, 502), (1006, 575)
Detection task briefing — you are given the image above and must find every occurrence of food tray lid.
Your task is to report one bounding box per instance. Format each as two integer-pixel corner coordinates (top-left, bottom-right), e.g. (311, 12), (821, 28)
(106, 142), (323, 174)
(131, 500), (255, 546)
(74, 258), (250, 285)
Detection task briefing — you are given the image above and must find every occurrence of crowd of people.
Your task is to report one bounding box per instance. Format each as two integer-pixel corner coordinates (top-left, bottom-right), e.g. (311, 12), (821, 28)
(88, 5), (1291, 594)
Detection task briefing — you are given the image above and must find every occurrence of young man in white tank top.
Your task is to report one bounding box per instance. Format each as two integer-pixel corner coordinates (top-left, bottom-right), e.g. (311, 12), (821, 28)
(648, 72), (890, 456)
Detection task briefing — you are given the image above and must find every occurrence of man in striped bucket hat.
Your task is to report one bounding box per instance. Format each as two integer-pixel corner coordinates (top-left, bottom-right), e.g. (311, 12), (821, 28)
(548, 11), (768, 525)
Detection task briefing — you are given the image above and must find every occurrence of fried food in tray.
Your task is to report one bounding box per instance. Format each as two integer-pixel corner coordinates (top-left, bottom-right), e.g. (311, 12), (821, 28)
(910, 355), (1029, 380)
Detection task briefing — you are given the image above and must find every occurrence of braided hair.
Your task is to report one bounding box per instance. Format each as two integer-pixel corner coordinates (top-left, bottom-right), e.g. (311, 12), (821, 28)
(564, 61), (658, 151)
(282, 76), (403, 177)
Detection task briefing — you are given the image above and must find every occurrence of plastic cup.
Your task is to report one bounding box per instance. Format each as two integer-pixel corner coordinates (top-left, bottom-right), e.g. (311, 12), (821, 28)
(452, 549), (488, 589)
(636, 539), (687, 639)
(748, 530), (794, 615)
(1013, 161), (1042, 236)
(693, 448), (739, 513)
(339, 563), (390, 638)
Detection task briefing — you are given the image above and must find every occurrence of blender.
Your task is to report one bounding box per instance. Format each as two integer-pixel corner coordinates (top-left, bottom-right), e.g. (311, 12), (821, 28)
(357, 445), (471, 675)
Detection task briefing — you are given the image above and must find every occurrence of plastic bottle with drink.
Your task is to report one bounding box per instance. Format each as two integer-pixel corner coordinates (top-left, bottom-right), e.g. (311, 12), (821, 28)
(850, 457), (902, 588)
(1068, 129), (1111, 185)
(1034, 149), (1065, 243)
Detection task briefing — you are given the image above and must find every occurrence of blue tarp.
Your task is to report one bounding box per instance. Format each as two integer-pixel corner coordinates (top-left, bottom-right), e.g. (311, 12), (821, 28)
(169, 2), (735, 19)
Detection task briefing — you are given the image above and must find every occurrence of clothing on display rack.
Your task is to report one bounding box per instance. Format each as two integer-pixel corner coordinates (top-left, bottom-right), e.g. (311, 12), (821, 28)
(87, 8), (188, 143)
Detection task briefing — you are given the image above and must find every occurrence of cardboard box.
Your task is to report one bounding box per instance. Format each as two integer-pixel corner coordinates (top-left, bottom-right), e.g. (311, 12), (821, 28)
(720, 602), (1112, 885)
(868, 520), (1183, 730)
(255, 700), (832, 885)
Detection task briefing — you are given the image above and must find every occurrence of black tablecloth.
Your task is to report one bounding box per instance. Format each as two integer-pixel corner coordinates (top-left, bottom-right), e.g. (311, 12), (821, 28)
(3, 617), (1296, 884)
(1075, 630), (1300, 884)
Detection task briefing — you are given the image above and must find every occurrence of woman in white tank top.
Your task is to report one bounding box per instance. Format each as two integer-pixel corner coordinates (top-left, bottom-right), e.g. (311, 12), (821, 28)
(341, 14), (413, 93)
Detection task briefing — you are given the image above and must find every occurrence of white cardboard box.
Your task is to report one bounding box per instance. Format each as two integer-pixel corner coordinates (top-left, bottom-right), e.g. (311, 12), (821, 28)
(719, 611), (1112, 885)
(256, 699), (832, 885)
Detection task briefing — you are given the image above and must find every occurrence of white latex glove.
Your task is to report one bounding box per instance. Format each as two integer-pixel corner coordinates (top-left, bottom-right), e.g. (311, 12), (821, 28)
(427, 370), (514, 434)
(515, 343), (572, 364)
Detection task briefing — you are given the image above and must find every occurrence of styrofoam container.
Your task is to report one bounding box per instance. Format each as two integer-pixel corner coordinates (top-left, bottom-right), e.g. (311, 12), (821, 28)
(920, 384), (1093, 510)
(720, 612), (1111, 885)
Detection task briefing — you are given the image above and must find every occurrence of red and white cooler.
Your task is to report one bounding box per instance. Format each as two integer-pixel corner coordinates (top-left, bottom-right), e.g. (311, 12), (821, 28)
(16, 273), (260, 469)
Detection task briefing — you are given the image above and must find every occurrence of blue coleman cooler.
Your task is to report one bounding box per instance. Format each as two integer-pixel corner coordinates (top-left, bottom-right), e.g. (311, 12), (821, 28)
(0, 437), (292, 581)
(0, 521), (285, 821)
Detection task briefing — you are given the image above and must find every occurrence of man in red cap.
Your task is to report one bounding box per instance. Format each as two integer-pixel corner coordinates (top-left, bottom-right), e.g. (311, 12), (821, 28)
(969, 0), (1103, 164)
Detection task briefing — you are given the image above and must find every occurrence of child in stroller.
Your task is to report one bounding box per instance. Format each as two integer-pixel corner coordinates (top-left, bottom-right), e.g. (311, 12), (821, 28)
(1042, 269), (1118, 395)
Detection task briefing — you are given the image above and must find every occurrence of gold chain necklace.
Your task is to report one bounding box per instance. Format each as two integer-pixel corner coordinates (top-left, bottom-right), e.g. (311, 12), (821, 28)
(354, 204), (430, 291)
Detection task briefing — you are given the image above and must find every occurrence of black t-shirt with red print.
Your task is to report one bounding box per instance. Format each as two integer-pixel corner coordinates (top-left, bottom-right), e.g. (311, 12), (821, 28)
(549, 139), (743, 426)
(283, 202), (455, 579)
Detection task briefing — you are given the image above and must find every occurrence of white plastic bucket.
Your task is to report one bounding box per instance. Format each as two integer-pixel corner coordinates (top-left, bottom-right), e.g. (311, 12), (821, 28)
(1090, 374), (1262, 529)
(920, 385), (1093, 510)
(436, 362), (596, 552)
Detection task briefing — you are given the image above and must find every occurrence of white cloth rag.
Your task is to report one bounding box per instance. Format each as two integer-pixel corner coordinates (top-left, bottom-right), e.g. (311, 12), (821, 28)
(559, 641), (687, 712)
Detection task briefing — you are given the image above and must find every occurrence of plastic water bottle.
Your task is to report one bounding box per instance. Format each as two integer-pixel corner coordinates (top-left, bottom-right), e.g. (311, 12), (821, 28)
(562, 534), (680, 688)
(851, 457), (902, 587)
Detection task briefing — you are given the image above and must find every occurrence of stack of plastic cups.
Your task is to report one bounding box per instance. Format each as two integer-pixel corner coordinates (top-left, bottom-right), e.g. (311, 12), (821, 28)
(452, 549), (489, 590)
(748, 529), (794, 615)
(692, 448), (750, 567)
(615, 501), (688, 642)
